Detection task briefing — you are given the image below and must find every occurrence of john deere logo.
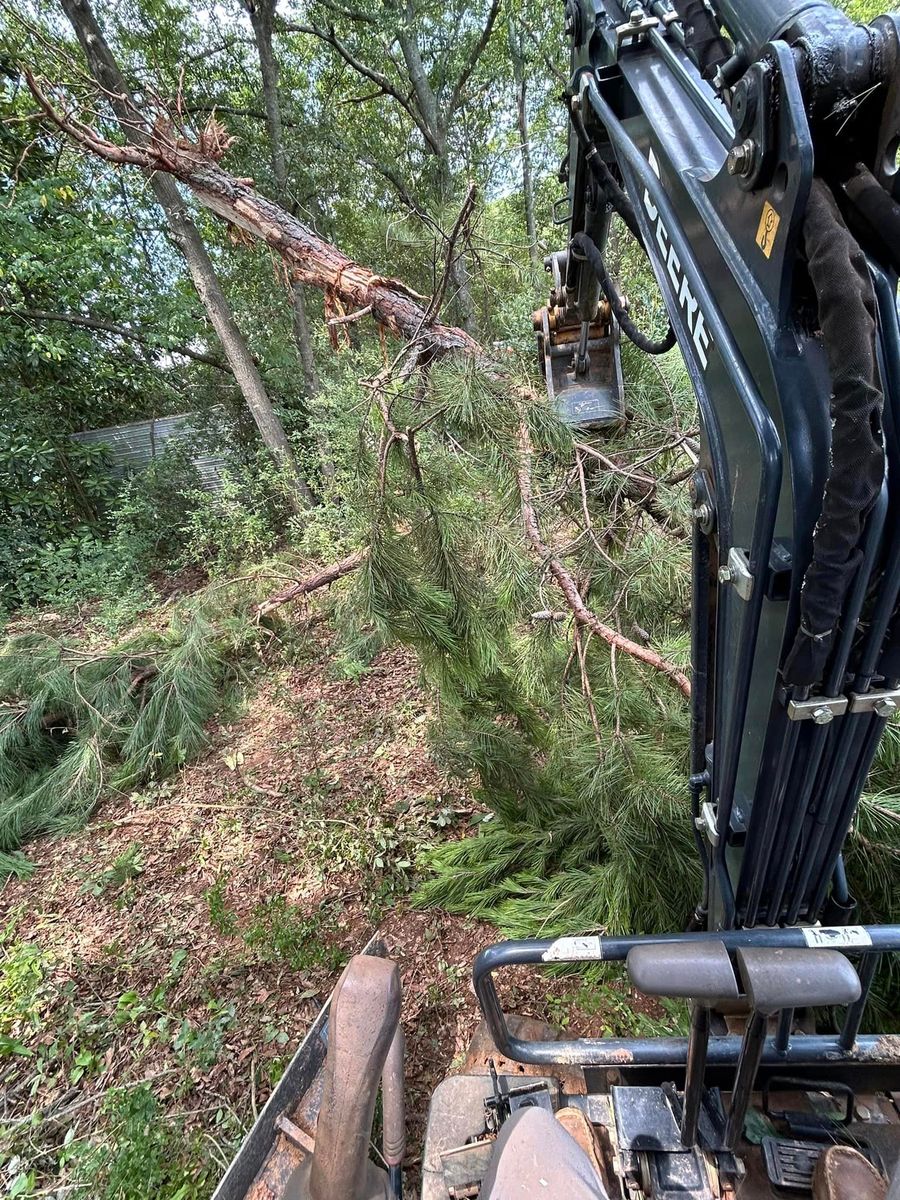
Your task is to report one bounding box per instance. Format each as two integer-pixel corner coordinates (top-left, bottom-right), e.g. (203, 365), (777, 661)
(756, 201), (781, 258)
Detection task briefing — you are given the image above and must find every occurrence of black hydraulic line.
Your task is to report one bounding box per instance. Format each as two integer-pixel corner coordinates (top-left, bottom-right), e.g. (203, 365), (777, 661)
(671, 0), (733, 79)
(572, 232), (678, 355)
(844, 165), (900, 279)
(688, 519), (712, 926)
(801, 269), (900, 918)
(782, 180), (885, 688)
(831, 854), (850, 906)
(854, 268), (900, 691)
(569, 105), (645, 248)
(784, 481), (889, 925)
(808, 707), (892, 918)
(763, 480), (887, 926)
(740, 719), (803, 926)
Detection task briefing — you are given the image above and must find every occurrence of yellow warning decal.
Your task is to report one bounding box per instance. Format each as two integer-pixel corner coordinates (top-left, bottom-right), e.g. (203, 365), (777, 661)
(756, 201), (781, 259)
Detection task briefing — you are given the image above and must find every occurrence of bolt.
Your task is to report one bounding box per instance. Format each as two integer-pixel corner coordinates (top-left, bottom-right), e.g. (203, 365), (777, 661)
(717, 565), (733, 584)
(692, 502), (713, 528)
(726, 138), (756, 177)
(630, 6), (643, 23)
(811, 706), (834, 725)
(874, 696), (897, 718)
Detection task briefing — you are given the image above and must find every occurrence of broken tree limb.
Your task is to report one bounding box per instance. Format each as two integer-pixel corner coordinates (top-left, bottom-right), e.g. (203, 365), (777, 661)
(517, 423), (692, 699)
(255, 550), (367, 618)
(26, 74), (485, 364)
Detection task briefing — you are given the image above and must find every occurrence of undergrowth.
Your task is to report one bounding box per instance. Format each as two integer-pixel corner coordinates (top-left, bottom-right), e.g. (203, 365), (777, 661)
(0, 578), (280, 875)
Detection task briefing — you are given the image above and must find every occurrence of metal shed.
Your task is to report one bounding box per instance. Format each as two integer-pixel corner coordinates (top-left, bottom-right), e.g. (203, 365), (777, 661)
(71, 410), (226, 489)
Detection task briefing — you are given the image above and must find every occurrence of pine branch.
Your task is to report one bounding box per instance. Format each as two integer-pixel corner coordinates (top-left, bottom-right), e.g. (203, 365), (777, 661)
(516, 421), (691, 699)
(255, 551), (368, 617)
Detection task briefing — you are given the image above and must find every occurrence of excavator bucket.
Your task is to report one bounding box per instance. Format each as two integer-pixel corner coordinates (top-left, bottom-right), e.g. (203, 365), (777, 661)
(534, 250), (625, 430)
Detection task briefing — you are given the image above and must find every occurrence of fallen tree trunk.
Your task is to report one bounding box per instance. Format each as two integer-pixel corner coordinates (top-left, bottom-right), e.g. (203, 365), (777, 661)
(26, 77), (483, 364)
(28, 76), (689, 693)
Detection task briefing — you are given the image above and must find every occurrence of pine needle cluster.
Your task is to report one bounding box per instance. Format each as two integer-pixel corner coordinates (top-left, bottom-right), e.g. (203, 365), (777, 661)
(334, 345), (899, 970)
(0, 583), (266, 875)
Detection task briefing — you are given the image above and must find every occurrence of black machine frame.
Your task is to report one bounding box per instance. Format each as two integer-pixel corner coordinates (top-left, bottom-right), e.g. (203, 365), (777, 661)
(474, 0), (900, 1081)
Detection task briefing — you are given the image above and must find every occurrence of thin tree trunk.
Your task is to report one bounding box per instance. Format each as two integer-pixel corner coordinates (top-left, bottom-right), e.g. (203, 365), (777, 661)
(244, 0), (320, 400)
(59, 0), (315, 508)
(509, 20), (539, 266)
(396, 15), (478, 334)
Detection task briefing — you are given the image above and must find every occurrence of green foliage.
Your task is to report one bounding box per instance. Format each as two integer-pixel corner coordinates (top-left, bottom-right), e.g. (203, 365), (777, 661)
(80, 843), (144, 899)
(204, 877), (346, 972)
(71, 1083), (215, 1200)
(0, 590), (264, 870)
(0, 429), (114, 609)
(243, 897), (347, 972)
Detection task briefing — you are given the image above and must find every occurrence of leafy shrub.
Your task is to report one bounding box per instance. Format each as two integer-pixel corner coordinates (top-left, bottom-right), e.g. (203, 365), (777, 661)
(0, 427), (114, 610)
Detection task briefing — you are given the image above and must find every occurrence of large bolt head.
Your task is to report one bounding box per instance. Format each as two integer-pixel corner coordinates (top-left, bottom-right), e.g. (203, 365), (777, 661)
(874, 697), (897, 718)
(717, 565), (733, 584)
(726, 138), (756, 177)
(811, 706), (834, 725)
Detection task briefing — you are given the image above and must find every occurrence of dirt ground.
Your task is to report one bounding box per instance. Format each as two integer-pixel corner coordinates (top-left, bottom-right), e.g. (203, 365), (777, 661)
(0, 621), (670, 1194)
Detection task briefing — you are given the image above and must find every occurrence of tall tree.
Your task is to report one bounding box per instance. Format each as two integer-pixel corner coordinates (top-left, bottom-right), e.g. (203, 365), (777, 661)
(241, 0), (320, 401)
(59, 0), (316, 506)
(285, 0), (502, 334)
(507, 15), (538, 266)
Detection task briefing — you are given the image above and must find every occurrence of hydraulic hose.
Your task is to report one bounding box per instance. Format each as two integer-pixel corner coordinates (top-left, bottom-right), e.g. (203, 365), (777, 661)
(572, 232), (677, 355)
(570, 104), (645, 249)
(672, 0), (733, 78)
(782, 180), (885, 687)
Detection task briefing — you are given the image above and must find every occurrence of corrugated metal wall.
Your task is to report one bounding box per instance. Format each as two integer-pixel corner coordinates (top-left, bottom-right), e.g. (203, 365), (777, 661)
(71, 411), (225, 489)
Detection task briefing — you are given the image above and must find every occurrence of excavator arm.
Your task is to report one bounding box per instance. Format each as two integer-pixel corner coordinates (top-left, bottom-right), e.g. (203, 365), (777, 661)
(546, 0), (900, 933)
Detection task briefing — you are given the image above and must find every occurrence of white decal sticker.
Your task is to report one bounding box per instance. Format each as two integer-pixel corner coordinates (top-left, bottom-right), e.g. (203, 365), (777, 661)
(541, 936), (603, 962)
(801, 925), (872, 949)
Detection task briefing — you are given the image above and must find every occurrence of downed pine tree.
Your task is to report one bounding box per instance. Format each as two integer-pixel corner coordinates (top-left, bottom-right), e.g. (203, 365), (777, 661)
(12, 68), (762, 940)
(25, 77), (690, 699)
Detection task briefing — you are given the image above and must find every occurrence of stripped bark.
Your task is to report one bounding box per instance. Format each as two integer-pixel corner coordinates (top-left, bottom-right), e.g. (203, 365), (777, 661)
(517, 423), (692, 698)
(255, 550), (367, 617)
(27, 76), (484, 365)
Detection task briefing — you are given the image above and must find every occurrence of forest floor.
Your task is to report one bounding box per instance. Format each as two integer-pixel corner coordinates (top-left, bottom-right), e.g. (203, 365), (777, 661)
(0, 609), (675, 1198)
